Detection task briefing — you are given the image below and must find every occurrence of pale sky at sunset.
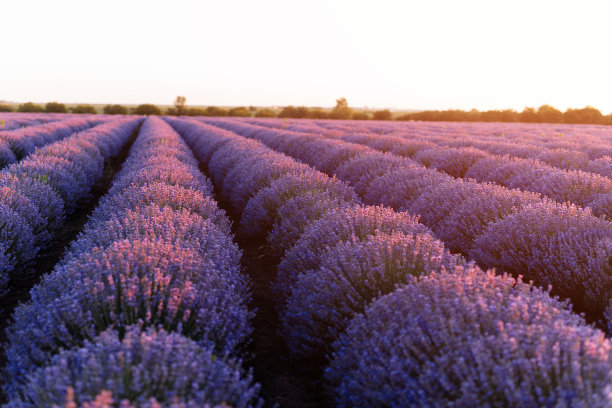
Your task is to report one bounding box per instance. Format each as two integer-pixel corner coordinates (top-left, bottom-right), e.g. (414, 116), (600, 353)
(1, 0), (611, 113)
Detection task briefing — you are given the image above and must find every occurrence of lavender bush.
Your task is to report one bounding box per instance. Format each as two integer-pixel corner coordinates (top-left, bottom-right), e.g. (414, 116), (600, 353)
(471, 201), (612, 320)
(276, 205), (430, 300)
(8, 326), (262, 408)
(240, 172), (358, 238)
(5, 239), (251, 391)
(327, 266), (612, 407)
(281, 231), (465, 357)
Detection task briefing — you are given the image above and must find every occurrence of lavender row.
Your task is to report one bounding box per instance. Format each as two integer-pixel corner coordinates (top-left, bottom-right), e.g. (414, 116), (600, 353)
(245, 118), (611, 218)
(311, 118), (612, 169)
(339, 132), (611, 219)
(165, 118), (441, 357)
(203, 118), (612, 329)
(0, 115), (104, 167)
(171, 118), (612, 407)
(0, 114), (55, 132)
(4, 117), (261, 407)
(0, 118), (141, 293)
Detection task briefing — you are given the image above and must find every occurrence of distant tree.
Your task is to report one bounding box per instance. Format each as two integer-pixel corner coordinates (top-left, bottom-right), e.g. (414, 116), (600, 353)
(329, 97), (353, 120)
(520, 107), (538, 123)
(204, 106), (227, 117)
(0, 104), (14, 112)
(228, 106), (251, 117)
(45, 102), (68, 113)
(278, 106), (297, 118)
(294, 106), (310, 118)
(17, 102), (45, 113)
(103, 104), (128, 115)
(564, 106), (604, 124)
(353, 111), (371, 120)
(248, 105), (258, 112)
(308, 108), (328, 119)
(372, 109), (392, 121)
(537, 105), (563, 123)
(255, 108), (277, 118)
(186, 107), (208, 116)
(133, 104), (162, 116)
(71, 104), (97, 114)
(174, 96), (187, 116)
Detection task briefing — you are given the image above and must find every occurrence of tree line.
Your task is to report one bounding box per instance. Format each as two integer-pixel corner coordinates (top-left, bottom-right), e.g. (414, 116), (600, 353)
(2, 99), (611, 126)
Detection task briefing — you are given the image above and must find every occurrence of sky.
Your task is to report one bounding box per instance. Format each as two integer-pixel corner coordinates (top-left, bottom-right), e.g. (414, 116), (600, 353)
(1, 0), (612, 113)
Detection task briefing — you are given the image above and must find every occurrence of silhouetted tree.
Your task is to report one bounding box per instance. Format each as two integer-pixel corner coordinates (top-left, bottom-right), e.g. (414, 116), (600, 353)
(564, 106), (604, 124)
(308, 108), (328, 119)
(520, 107), (538, 123)
(329, 97), (353, 120)
(133, 104), (162, 115)
(255, 108), (277, 118)
(45, 102), (68, 113)
(537, 105), (563, 123)
(185, 107), (208, 116)
(17, 102), (45, 112)
(174, 96), (187, 116)
(103, 104), (128, 115)
(71, 104), (97, 114)
(373, 109), (392, 121)
(204, 106), (227, 117)
(353, 111), (371, 120)
(228, 107), (251, 117)
(278, 106), (297, 118)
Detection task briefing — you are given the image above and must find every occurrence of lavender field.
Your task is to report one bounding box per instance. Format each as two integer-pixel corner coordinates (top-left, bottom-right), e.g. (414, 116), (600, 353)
(0, 112), (611, 407)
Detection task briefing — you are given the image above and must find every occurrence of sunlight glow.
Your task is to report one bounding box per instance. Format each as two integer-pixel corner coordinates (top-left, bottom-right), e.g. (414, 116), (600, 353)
(1, 0), (611, 112)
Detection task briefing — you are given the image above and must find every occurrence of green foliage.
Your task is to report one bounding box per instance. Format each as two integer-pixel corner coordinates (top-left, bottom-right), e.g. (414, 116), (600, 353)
(373, 110), (392, 121)
(186, 107), (208, 116)
(227, 106), (251, 117)
(45, 102), (68, 113)
(397, 104), (612, 125)
(133, 104), (162, 116)
(103, 104), (128, 115)
(17, 102), (45, 113)
(174, 96), (187, 116)
(203, 106), (227, 117)
(308, 108), (328, 119)
(255, 108), (277, 118)
(278, 106), (297, 118)
(0, 104), (14, 112)
(353, 111), (371, 120)
(564, 106), (604, 124)
(329, 97), (353, 120)
(537, 105), (563, 123)
(71, 104), (97, 114)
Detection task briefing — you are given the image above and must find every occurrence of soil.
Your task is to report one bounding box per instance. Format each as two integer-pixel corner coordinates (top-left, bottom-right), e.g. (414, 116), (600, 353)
(205, 162), (333, 408)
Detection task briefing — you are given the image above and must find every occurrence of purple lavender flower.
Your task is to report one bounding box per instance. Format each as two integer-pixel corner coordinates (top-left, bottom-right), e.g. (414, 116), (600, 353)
(0, 171), (65, 232)
(326, 266), (612, 407)
(364, 166), (452, 208)
(0, 140), (17, 167)
(276, 205), (430, 300)
(412, 146), (488, 178)
(8, 326), (262, 408)
(471, 201), (612, 320)
(92, 183), (231, 233)
(0, 203), (37, 280)
(5, 239), (252, 392)
(281, 231), (465, 358)
(334, 151), (415, 196)
(240, 172), (358, 238)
